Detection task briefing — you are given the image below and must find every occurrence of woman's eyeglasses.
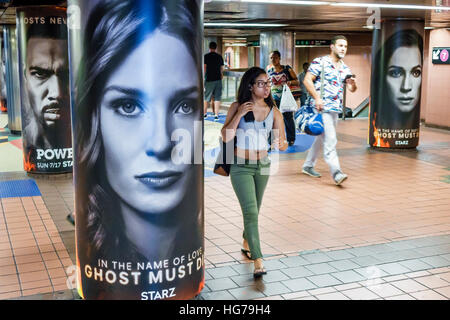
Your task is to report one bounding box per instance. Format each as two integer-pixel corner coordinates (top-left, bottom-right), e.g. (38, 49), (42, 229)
(254, 80), (271, 88)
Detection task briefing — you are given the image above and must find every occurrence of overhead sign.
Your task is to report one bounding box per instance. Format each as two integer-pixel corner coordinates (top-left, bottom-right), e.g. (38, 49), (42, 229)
(247, 40), (260, 47)
(432, 47), (450, 64)
(296, 40), (331, 46)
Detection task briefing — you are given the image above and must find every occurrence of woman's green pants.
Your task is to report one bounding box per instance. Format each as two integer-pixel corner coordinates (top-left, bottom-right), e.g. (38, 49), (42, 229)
(230, 158), (270, 260)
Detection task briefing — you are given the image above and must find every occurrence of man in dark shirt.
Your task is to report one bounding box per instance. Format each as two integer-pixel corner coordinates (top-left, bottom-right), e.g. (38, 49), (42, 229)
(204, 41), (224, 121)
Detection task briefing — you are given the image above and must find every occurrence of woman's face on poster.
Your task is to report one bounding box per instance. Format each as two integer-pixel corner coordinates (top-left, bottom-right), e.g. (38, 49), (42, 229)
(386, 46), (422, 113)
(99, 30), (200, 214)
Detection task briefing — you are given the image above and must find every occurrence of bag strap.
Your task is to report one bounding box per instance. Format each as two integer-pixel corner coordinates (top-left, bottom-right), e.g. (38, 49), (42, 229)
(320, 60), (325, 99)
(304, 59), (325, 107)
(283, 65), (293, 80)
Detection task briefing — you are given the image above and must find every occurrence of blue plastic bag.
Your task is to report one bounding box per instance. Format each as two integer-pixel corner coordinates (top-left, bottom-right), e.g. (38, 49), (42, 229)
(294, 105), (324, 136)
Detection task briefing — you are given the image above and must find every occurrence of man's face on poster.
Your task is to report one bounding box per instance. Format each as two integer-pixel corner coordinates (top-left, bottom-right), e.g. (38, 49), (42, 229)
(25, 37), (69, 131)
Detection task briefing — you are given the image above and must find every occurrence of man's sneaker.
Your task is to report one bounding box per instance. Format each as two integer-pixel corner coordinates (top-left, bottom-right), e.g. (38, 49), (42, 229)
(334, 171), (348, 186)
(302, 166), (321, 178)
(214, 115), (219, 121)
(66, 213), (75, 226)
(204, 113), (208, 118)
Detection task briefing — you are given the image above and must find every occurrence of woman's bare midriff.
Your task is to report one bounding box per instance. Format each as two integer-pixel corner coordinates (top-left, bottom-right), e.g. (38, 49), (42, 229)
(234, 147), (268, 161)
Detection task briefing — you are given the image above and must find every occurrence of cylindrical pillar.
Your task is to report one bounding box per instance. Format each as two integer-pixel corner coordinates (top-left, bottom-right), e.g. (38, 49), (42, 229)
(68, 0), (204, 300)
(3, 25), (22, 134)
(369, 20), (424, 149)
(16, 6), (73, 172)
(260, 31), (295, 70)
(0, 27), (7, 114)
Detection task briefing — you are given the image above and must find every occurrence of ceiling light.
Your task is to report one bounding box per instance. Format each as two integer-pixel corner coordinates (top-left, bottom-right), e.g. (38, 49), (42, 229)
(204, 23), (288, 27)
(211, 0), (328, 5)
(331, 2), (450, 11)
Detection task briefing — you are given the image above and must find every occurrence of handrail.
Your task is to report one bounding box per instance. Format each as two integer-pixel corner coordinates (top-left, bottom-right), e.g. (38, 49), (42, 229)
(353, 96), (370, 117)
(223, 69), (246, 78)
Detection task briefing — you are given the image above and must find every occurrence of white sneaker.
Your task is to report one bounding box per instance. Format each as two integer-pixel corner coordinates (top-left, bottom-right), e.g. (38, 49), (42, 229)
(302, 166), (321, 178)
(334, 171), (348, 186)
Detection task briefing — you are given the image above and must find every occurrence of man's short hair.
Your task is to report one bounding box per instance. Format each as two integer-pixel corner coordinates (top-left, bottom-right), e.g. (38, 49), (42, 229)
(303, 62), (309, 68)
(271, 50), (281, 58)
(331, 35), (348, 45)
(26, 17), (67, 42)
(209, 41), (217, 50)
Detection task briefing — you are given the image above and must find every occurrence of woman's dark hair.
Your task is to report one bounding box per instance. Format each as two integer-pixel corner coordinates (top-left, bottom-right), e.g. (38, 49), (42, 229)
(74, 0), (201, 260)
(376, 29), (423, 77)
(270, 50), (281, 58)
(371, 29), (423, 128)
(237, 67), (275, 117)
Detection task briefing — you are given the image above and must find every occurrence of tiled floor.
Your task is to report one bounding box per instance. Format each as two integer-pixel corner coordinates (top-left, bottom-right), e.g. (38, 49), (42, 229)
(199, 235), (450, 300)
(0, 114), (23, 173)
(0, 116), (449, 300)
(0, 196), (73, 299)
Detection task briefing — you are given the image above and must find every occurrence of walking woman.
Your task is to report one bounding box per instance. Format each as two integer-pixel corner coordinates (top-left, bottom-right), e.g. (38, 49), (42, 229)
(266, 50), (300, 146)
(221, 67), (288, 278)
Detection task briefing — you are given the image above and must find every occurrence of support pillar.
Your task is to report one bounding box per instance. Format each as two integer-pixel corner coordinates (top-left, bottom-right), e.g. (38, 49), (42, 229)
(16, 6), (73, 172)
(3, 25), (22, 134)
(67, 0), (204, 300)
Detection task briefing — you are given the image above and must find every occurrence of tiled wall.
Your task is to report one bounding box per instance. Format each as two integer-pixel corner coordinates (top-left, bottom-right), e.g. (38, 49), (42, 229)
(423, 29), (450, 129)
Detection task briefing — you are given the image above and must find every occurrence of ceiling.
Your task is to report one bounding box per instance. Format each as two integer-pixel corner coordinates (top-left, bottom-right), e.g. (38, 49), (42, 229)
(205, 0), (450, 37)
(0, 0), (448, 38)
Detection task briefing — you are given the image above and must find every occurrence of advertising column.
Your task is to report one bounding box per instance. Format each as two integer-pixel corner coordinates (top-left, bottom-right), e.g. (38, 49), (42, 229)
(67, 0), (205, 300)
(3, 26), (22, 134)
(16, 6), (73, 172)
(0, 28), (7, 113)
(369, 20), (424, 149)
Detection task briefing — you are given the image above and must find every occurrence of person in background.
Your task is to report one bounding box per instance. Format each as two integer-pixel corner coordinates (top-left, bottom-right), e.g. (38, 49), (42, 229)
(302, 35), (357, 186)
(298, 62), (310, 106)
(204, 41), (224, 121)
(266, 50), (299, 146)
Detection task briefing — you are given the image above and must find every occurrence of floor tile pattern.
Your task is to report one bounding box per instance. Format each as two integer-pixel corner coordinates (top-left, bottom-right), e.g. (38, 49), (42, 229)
(0, 118), (449, 300)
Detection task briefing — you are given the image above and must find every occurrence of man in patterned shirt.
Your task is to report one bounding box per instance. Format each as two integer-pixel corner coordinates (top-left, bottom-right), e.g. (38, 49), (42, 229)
(301, 35), (357, 185)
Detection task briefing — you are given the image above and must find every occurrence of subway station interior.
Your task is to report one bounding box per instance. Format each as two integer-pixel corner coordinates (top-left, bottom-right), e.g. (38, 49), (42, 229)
(0, 0), (449, 301)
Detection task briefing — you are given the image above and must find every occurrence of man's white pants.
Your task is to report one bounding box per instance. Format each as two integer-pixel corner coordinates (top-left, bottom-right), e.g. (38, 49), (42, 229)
(303, 111), (341, 177)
